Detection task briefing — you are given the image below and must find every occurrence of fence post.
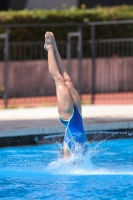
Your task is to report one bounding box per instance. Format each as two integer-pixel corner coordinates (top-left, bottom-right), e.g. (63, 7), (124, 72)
(77, 25), (82, 96)
(4, 28), (9, 108)
(67, 34), (71, 75)
(90, 24), (95, 104)
(67, 30), (82, 96)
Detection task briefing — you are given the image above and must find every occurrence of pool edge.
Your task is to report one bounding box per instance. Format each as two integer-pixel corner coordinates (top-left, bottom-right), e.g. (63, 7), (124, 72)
(0, 121), (133, 147)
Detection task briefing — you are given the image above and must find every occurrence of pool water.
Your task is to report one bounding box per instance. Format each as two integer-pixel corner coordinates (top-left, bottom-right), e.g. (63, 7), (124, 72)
(0, 138), (133, 199)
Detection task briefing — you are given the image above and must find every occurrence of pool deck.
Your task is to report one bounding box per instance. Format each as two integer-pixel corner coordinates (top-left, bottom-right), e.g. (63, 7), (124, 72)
(0, 105), (133, 138)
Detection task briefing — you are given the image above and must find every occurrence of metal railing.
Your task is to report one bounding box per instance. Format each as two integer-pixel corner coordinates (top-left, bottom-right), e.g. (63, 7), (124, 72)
(0, 30), (9, 108)
(0, 39), (132, 96)
(88, 20), (133, 103)
(0, 21), (133, 107)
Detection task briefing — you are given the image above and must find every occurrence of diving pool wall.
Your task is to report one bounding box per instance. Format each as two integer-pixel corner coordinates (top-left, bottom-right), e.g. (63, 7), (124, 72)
(0, 121), (133, 147)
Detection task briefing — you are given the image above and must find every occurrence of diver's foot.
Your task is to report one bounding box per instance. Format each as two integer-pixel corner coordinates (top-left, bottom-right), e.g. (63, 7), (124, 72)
(49, 32), (58, 52)
(44, 31), (54, 51)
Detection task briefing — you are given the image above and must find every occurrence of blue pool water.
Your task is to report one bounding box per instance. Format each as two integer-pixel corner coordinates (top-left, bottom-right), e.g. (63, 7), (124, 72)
(0, 138), (133, 199)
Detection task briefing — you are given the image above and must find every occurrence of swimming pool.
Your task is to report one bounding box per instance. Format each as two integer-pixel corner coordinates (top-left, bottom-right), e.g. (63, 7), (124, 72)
(0, 138), (133, 199)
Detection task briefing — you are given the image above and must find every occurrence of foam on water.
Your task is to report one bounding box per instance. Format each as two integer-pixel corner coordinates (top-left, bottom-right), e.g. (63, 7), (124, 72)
(1, 157), (132, 178)
(46, 154), (133, 176)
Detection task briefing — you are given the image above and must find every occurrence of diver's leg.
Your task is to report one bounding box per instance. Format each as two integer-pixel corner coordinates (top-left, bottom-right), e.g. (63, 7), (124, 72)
(44, 32), (72, 157)
(50, 32), (82, 114)
(44, 32), (73, 120)
(64, 143), (71, 158)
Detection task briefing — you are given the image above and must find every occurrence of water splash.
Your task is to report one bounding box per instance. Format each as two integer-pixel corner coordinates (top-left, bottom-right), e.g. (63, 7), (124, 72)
(46, 140), (133, 176)
(1, 139), (133, 177)
(47, 151), (95, 175)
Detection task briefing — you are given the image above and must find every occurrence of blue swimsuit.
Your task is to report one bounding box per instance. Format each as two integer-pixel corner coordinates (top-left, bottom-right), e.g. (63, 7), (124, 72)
(59, 105), (88, 155)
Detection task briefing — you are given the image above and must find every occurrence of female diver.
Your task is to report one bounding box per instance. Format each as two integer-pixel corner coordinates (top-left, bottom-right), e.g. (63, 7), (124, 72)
(44, 32), (88, 158)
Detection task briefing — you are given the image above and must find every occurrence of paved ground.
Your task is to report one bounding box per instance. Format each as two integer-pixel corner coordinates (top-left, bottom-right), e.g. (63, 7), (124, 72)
(0, 105), (133, 138)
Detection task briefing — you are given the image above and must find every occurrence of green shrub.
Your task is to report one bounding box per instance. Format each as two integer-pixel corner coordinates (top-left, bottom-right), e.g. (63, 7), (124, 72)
(0, 5), (133, 42)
